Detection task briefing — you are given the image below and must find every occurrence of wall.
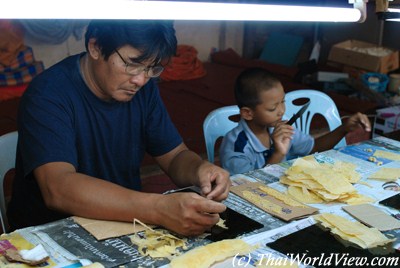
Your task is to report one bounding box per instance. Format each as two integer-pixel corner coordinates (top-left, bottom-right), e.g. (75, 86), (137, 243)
(25, 33), (84, 69)
(175, 20), (244, 62)
(242, 3), (400, 65)
(24, 20), (244, 69)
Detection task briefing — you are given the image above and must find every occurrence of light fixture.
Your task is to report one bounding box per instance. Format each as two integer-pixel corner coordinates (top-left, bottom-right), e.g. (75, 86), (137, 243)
(375, 0), (400, 21)
(350, 0), (369, 22)
(385, 8), (400, 21)
(0, 0), (367, 22)
(377, 8), (400, 22)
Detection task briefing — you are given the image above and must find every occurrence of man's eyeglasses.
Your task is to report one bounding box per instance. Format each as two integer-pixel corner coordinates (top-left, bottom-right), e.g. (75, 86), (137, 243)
(114, 49), (164, 78)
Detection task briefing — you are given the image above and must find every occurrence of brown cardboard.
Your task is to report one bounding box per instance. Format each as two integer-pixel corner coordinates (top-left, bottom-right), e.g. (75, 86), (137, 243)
(4, 249), (49, 266)
(328, 40), (399, 74)
(230, 182), (318, 222)
(343, 204), (400, 231)
(73, 216), (149, 240)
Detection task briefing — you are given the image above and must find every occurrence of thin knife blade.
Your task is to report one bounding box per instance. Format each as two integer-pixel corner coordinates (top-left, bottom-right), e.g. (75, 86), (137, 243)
(286, 101), (310, 125)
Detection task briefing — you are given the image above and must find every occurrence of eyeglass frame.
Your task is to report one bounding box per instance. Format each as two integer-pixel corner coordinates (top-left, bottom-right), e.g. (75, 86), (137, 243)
(114, 49), (164, 78)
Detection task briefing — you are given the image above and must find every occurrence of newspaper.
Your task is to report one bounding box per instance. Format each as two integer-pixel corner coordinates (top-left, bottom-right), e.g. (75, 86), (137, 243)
(4, 137), (400, 267)
(16, 218), (154, 268)
(13, 192), (286, 268)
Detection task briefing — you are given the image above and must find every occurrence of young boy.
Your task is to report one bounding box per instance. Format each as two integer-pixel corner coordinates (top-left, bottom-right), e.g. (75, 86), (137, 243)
(219, 67), (371, 175)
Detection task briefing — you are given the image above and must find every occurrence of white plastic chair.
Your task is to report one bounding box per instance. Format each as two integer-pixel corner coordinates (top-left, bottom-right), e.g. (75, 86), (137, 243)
(203, 105), (240, 163)
(285, 89), (346, 149)
(0, 131), (18, 233)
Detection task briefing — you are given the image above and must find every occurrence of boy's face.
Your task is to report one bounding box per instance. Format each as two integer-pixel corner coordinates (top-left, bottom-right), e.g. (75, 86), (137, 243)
(249, 82), (286, 128)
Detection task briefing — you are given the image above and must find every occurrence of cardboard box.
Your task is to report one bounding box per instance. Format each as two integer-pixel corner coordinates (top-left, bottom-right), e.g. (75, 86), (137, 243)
(373, 105), (400, 138)
(328, 40), (399, 74)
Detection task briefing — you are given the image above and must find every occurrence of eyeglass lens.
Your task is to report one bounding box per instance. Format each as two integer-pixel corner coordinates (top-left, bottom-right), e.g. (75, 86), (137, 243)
(126, 65), (164, 77)
(115, 49), (163, 77)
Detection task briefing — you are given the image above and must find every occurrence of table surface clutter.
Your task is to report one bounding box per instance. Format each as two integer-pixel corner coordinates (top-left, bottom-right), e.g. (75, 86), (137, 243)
(1, 136), (400, 268)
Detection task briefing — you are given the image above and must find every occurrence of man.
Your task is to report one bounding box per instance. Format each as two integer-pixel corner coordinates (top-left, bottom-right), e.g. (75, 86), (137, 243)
(7, 20), (230, 236)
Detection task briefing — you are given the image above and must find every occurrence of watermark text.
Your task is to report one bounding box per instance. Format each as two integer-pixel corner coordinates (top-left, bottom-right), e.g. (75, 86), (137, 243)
(231, 253), (399, 267)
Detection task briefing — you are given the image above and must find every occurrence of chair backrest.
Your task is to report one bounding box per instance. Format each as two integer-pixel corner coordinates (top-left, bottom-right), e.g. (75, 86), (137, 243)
(203, 105), (240, 163)
(0, 131), (18, 233)
(285, 89), (346, 149)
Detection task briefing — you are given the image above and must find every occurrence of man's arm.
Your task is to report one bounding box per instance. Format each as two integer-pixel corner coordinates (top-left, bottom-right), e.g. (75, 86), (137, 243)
(154, 143), (231, 201)
(35, 162), (162, 223)
(34, 149), (229, 236)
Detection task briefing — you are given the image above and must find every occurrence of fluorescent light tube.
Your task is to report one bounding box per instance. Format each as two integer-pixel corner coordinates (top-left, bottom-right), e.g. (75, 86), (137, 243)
(1, 0), (362, 22)
(378, 8), (400, 21)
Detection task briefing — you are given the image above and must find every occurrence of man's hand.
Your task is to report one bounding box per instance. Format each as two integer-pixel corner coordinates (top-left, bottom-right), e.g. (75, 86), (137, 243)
(196, 161), (230, 201)
(155, 192), (226, 236)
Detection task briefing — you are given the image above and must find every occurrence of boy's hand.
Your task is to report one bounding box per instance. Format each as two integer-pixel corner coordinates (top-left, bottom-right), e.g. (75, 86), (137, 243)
(271, 121), (294, 155)
(344, 112), (371, 133)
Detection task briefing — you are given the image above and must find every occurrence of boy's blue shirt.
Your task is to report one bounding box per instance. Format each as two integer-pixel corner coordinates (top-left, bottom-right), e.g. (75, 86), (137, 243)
(220, 118), (314, 175)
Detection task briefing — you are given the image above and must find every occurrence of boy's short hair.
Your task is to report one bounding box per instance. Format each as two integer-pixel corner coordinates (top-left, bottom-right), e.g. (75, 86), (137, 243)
(234, 67), (280, 109)
(85, 20), (177, 65)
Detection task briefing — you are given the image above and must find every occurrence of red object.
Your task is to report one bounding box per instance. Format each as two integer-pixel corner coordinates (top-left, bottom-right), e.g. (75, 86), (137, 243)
(380, 112), (396, 118)
(0, 84), (27, 101)
(160, 45), (206, 81)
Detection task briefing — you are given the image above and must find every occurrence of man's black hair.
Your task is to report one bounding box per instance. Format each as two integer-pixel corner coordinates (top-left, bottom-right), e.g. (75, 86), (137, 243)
(84, 20), (177, 64)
